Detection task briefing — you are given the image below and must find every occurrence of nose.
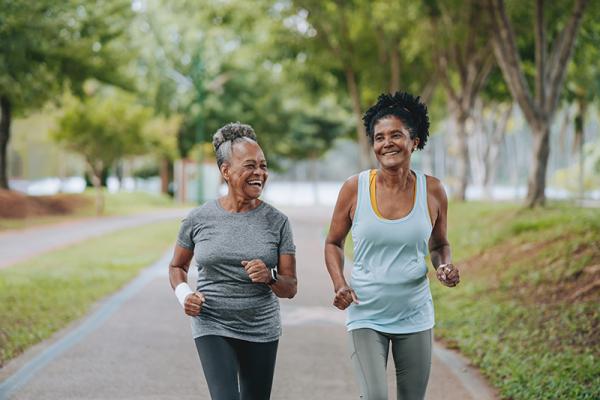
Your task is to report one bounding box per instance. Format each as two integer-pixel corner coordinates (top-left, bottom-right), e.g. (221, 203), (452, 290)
(253, 166), (266, 177)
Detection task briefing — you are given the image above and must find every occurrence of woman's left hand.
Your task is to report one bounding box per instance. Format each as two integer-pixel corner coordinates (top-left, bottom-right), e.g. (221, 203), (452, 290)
(437, 263), (460, 287)
(242, 259), (271, 284)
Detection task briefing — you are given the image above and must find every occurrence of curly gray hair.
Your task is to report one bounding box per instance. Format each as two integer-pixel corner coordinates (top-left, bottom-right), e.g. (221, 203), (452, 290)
(212, 122), (258, 169)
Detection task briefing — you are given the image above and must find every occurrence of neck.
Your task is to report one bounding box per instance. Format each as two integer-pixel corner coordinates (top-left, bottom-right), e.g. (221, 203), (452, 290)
(220, 192), (260, 212)
(377, 163), (413, 191)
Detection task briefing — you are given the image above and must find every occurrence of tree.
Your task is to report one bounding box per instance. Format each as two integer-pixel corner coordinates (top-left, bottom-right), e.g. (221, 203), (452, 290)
(485, 0), (590, 207)
(130, 0), (313, 165)
(467, 62), (515, 199)
(144, 115), (180, 195)
(0, 0), (133, 189)
(53, 93), (151, 214)
(469, 99), (513, 198)
(287, 0), (374, 169)
(425, 0), (495, 201)
(287, 0), (436, 170)
(277, 98), (352, 163)
(563, 10), (600, 200)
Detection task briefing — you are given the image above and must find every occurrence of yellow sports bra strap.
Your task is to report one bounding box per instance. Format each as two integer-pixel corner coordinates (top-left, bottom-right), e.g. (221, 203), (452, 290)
(369, 169), (383, 218)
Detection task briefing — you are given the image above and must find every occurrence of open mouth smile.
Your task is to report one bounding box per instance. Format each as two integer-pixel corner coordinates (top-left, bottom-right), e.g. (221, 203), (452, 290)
(247, 180), (263, 188)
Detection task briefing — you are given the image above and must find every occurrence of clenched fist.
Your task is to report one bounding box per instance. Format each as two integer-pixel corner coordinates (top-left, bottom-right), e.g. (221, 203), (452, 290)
(242, 259), (271, 284)
(184, 292), (205, 316)
(333, 286), (359, 310)
(437, 264), (460, 287)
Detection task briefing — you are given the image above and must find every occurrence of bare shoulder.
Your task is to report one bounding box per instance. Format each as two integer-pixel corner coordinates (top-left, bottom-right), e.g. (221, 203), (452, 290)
(425, 175), (447, 200)
(333, 174), (359, 219)
(340, 174), (359, 195)
(338, 175), (358, 201)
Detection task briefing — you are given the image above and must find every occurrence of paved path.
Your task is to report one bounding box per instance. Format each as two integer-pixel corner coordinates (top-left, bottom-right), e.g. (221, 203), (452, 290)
(0, 206), (497, 399)
(0, 209), (187, 269)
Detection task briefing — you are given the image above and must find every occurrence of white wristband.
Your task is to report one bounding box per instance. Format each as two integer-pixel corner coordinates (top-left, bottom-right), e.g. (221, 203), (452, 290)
(174, 282), (193, 307)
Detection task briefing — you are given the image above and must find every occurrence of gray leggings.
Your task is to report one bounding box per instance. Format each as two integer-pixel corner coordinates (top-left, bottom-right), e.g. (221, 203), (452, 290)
(348, 328), (432, 400)
(195, 335), (279, 400)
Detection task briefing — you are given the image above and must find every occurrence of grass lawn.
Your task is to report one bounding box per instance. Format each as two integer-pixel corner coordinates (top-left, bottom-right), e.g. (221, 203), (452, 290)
(432, 202), (600, 400)
(100, 190), (183, 215)
(0, 219), (180, 367)
(0, 190), (186, 231)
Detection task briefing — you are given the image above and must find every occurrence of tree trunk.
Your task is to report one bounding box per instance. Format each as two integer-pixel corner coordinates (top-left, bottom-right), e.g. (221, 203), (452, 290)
(88, 161), (105, 215)
(574, 99), (586, 200)
(469, 101), (487, 190)
(526, 122), (551, 207)
(160, 158), (171, 195)
(344, 67), (372, 170)
(115, 161), (124, 190)
(453, 112), (470, 201)
(0, 95), (12, 190)
(92, 174), (105, 215)
(487, 0), (590, 207)
(483, 103), (512, 198)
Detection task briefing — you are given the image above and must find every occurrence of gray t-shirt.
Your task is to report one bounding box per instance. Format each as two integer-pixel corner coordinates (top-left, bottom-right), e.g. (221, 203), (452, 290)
(177, 199), (295, 342)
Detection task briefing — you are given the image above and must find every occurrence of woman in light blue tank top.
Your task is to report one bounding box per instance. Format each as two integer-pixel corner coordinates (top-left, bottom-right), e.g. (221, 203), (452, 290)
(325, 92), (460, 400)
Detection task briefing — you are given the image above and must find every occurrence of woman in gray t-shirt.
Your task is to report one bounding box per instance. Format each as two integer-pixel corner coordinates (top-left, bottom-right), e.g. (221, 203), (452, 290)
(168, 122), (297, 400)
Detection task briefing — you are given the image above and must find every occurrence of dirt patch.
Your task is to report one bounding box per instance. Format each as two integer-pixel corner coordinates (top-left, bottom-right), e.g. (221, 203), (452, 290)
(459, 235), (600, 304)
(0, 189), (91, 218)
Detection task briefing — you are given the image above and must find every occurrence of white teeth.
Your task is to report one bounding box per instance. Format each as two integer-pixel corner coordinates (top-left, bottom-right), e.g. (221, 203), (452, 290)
(248, 180), (262, 186)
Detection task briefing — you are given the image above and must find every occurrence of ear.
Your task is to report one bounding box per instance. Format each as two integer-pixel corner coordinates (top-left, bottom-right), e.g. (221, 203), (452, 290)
(220, 163), (229, 182)
(413, 137), (420, 151)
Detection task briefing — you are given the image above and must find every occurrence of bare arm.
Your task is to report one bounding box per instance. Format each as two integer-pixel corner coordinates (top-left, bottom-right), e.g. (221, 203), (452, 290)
(325, 176), (359, 309)
(270, 254), (297, 299)
(168, 245), (205, 315)
(169, 245), (193, 289)
(242, 254), (297, 299)
(427, 177), (459, 287)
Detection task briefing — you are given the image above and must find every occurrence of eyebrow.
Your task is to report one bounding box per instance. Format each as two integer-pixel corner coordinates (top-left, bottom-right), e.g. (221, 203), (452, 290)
(374, 128), (407, 135)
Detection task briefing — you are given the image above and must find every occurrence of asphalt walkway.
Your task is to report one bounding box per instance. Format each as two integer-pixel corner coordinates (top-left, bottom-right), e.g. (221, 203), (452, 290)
(0, 209), (187, 269)
(0, 206), (497, 399)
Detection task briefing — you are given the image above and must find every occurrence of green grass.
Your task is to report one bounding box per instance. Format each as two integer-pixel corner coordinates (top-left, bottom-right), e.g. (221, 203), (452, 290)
(0, 219), (180, 367)
(100, 190), (183, 215)
(432, 202), (600, 400)
(0, 190), (187, 231)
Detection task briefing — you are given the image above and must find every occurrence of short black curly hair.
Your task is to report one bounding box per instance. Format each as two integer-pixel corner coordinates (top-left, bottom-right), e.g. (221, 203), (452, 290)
(362, 91), (430, 150)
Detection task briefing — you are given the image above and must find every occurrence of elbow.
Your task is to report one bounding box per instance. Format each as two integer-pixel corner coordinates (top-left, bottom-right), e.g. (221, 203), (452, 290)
(286, 280), (298, 299)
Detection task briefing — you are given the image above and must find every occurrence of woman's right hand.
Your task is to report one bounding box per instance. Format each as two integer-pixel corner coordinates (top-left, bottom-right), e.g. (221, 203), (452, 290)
(333, 286), (359, 310)
(184, 292), (205, 316)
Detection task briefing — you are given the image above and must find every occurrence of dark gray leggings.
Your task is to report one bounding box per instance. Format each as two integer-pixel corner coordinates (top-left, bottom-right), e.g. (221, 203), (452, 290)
(194, 335), (279, 400)
(348, 328), (432, 400)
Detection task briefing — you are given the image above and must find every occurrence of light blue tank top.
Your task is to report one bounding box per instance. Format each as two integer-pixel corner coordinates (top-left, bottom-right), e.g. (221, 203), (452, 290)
(347, 169), (435, 333)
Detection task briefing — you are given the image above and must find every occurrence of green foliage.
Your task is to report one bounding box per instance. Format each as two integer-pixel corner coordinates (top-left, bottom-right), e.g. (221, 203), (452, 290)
(0, 219), (179, 367)
(0, 0), (133, 112)
(53, 92), (152, 172)
(276, 99), (353, 160)
(566, 14), (600, 104)
(289, 0), (434, 105)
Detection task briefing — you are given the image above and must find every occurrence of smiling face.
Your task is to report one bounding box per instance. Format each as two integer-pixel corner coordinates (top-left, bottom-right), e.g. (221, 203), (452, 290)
(372, 116), (419, 169)
(221, 140), (268, 200)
